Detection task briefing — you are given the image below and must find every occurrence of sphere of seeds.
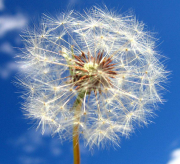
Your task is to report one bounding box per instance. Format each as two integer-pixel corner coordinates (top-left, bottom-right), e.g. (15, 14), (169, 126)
(17, 6), (167, 148)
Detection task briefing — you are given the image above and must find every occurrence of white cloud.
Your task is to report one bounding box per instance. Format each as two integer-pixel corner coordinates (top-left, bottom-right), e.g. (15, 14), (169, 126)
(0, 13), (27, 37)
(0, 12), (28, 80)
(0, 42), (15, 54)
(68, 0), (80, 5)
(0, 0), (5, 11)
(18, 156), (45, 164)
(167, 149), (180, 164)
(80, 142), (88, 155)
(0, 62), (19, 79)
(12, 130), (47, 153)
(50, 139), (62, 156)
(9, 129), (63, 164)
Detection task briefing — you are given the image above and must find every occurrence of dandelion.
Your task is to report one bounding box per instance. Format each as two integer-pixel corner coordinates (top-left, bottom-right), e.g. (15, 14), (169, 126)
(16, 6), (167, 164)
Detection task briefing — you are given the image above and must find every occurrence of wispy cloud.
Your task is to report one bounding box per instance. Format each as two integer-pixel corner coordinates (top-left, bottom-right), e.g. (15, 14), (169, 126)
(0, 42), (15, 55)
(69, 0), (79, 5)
(11, 129), (62, 155)
(167, 149), (180, 164)
(18, 156), (45, 164)
(0, 0), (5, 11)
(0, 13), (28, 37)
(0, 11), (28, 79)
(9, 129), (64, 164)
(0, 62), (19, 79)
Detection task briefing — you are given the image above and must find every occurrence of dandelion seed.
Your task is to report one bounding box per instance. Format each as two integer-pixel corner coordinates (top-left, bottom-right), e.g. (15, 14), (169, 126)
(16, 6), (168, 164)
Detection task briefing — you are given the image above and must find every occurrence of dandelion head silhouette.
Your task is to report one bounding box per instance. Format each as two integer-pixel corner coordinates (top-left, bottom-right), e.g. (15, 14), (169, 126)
(16, 6), (167, 149)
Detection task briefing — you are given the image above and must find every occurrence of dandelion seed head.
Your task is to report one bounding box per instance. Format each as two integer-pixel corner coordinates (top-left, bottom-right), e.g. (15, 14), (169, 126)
(16, 6), (168, 149)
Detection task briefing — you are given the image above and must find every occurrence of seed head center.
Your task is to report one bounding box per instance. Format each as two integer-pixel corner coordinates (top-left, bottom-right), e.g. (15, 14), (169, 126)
(84, 62), (98, 75)
(70, 51), (117, 93)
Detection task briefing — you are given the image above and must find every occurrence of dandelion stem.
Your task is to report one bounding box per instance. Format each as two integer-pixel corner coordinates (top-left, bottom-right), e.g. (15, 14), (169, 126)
(73, 121), (80, 164)
(73, 91), (85, 164)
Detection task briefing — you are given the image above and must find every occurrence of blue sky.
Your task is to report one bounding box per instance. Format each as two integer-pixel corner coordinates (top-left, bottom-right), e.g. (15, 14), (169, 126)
(0, 0), (180, 164)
